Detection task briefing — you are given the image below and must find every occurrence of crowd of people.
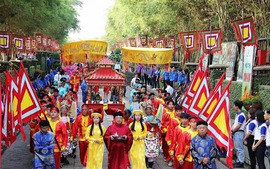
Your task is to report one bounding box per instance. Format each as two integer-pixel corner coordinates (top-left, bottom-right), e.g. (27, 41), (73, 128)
(28, 61), (270, 169)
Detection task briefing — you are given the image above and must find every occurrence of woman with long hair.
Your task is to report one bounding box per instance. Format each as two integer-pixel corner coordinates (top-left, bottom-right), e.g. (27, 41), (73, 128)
(85, 112), (106, 169)
(129, 110), (147, 169)
(243, 108), (257, 169)
(253, 110), (267, 169)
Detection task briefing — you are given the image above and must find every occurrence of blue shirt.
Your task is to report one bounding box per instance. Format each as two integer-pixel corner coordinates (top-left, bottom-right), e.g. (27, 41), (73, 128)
(237, 112), (245, 124)
(191, 134), (217, 169)
(162, 71), (169, 81)
(177, 72), (183, 84)
(33, 131), (55, 168)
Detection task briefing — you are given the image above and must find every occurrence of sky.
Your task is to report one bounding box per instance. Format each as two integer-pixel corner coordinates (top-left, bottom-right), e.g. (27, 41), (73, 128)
(68, 0), (114, 42)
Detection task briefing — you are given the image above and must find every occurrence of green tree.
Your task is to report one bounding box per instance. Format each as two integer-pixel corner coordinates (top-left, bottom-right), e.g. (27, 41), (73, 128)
(0, 0), (81, 44)
(105, 0), (270, 48)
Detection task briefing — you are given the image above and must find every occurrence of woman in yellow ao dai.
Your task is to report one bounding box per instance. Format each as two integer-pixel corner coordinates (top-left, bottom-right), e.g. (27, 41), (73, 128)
(129, 110), (148, 169)
(85, 112), (106, 169)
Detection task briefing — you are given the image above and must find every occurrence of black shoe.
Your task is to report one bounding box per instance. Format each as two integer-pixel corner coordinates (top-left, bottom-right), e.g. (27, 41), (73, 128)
(233, 163), (244, 168)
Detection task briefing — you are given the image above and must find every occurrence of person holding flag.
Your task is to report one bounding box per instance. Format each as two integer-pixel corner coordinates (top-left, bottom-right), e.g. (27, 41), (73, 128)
(49, 107), (68, 169)
(70, 104), (92, 167)
(176, 116), (198, 168)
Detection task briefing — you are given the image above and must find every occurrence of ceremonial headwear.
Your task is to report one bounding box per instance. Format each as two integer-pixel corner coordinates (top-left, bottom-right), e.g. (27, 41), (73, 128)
(113, 111), (124, 118)
(145, 105), (153, 110)
(91, 112), (102, 118)
(51, 107), (59, 113)
(133, 110), (144, 116)
(196, 120), (208, 126)
(39, 120), (50, 127)
(189, 116), (198, 123)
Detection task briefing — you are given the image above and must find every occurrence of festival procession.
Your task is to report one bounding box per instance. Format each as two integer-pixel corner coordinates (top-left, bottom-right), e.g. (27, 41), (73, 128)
(1, 1), (270, 169)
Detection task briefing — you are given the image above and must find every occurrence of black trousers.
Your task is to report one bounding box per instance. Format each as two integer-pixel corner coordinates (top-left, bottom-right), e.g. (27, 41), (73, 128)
(247, 136), (256, 169)
(255, 140), (266, 169)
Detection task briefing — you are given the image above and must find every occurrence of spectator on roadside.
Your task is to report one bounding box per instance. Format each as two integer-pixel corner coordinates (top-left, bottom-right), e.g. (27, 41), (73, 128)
(243, 108), (257, 169)
(264, 109), (270, 166)
(253, 110), (266, 169)
(232, 100), (246, 168)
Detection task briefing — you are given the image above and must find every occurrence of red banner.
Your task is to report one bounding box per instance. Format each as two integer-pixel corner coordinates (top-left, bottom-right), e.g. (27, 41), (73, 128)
(0, 31), (12, 54)
(231, 16), (257, 46)
(179, 31), (201, 58)
(201, 28), (222, 54)
(13, 35), (25, 52)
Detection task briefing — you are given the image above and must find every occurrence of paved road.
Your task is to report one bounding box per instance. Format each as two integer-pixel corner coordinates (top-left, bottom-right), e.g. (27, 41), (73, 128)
(1, 85), (230, 169)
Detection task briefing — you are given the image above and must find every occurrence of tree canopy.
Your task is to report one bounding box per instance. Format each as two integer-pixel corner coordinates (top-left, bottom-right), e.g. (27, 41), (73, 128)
(105, 0), (270, 48)
(0, 0), (82, 44)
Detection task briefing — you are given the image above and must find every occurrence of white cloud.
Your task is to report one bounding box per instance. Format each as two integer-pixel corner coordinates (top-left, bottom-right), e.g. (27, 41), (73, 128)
(68, 0), (114, 42)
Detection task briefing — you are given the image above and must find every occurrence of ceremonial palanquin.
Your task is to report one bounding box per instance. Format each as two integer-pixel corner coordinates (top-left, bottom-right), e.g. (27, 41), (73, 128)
(85, 57), (126, 116)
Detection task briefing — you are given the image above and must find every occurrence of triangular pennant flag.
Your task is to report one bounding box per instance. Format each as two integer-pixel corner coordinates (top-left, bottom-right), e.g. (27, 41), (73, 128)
(206, 79), (233, 168)
(188, 70), (210, 117)
(18, 62), (43, 123)
(181, 57), (204, 110)
(5, 71), (26, 141)
(199, 73), (226, 120)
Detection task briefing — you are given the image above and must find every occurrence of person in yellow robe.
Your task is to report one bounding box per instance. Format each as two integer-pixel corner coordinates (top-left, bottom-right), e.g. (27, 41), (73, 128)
(85, 112), (106, 169)
(129, 110), (148, 169)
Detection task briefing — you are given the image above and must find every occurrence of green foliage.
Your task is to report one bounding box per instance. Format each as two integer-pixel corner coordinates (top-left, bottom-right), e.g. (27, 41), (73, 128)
(105, 0), (270, 48)
(259, 85), (270, 110)
(114, 48), (121, 54)
(210, 68), (225, 89)
(223, 80), (242, 118)
(253, 71), (270, 93)
(0, 0), (81, 44)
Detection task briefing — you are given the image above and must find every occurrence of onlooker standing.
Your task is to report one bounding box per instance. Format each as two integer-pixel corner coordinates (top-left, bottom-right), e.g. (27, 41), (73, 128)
(191, 120), (218, 169)
(232, 100), (246, 168)
(114, 61), (121, 72)
(253, 110), (266, 169)
(154, 67), (160, 89)
(243, 108), (257, 169)
(264, 109), (270, 166)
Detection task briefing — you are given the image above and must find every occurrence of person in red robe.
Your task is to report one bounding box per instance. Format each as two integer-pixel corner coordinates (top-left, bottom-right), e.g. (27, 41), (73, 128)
(70, 104), (92, 166)
(104, 111), (133, 169)
(161, 99), (175, 166)
(49, 107), (68, 169)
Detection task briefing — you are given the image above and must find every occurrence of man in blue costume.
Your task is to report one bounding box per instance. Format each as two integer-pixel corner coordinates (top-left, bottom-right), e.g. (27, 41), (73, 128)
(191, 120), (218, 169)
(33, 120), (55, 169)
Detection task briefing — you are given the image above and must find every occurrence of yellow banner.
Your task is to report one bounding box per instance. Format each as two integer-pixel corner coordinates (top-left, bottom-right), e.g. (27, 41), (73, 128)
(122, 47), (173, 64)
(61, 40), (108, 63)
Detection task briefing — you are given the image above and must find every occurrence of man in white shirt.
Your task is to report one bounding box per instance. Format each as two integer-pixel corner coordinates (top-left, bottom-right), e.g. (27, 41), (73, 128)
(165, 82), (174, 96)
(232, 100), (246, 168)
(114, 61), (121, 71)
(130, 74), (138, 88)
(54, 71), (62, 85)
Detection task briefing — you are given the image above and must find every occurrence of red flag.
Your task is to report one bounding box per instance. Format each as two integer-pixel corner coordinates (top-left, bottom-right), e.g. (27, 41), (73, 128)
(4, 71), (26, 141)
(188, 69), (210, 116)
(199, 73), (226, 120)
(3, 72), (16, 146)
(181, 57), (204, 110)
(0, 82), (2, 165)
(206, 79), (233, 168)
(18, 62), (43, 123)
